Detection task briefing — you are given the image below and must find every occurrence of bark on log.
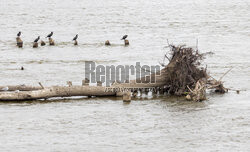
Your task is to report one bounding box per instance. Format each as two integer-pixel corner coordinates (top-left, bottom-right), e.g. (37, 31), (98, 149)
(0, 86), (115, 101)
(0, 85), (42, 92)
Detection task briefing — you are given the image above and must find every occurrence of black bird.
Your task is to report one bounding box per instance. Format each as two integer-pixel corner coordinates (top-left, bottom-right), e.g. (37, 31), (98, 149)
(17, 31), (21, 37)
(73, 34), (78, 41)
(121, 35), (128, 40)
(34, 36), (40, 43)
(46, 32), (53, 38)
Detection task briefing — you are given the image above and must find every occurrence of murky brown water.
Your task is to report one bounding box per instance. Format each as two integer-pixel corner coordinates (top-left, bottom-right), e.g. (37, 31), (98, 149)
(0, 0), (249, 151)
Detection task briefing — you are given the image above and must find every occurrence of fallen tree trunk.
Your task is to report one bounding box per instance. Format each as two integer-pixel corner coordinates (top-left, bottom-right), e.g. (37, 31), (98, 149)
(0, 86), (115, 101)
(0, 44), (228, 101)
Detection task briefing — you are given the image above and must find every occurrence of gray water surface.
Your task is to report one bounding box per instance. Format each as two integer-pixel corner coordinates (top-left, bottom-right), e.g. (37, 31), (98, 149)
(0, 0), (249, 151)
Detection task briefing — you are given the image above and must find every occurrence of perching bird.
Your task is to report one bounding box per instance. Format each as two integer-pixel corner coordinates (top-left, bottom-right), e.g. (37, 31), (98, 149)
(46, 32), (53, 38)
(17, 31), (21, 37)
(73, 34), (78, 41)
(121, 35), (128, 40)
(34, 36), (40, 43)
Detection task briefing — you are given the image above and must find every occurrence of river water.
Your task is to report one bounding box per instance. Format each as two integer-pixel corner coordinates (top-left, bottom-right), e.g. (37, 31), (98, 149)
(0, 0), (249, 151)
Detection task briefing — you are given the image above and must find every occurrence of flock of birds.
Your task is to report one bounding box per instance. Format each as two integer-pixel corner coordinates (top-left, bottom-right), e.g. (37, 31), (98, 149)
(15, 31), (129, 48)
(14, 32), (129, 70)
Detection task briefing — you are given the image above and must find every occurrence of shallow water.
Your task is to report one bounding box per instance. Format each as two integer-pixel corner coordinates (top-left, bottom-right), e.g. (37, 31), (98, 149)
(0, 0), (249, 151)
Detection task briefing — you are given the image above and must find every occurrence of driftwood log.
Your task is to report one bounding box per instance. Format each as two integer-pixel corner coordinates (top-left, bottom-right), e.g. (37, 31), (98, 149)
(0, 86), (116, 101)
(0, 45), (228, 101)
(0, 85), (42, 91)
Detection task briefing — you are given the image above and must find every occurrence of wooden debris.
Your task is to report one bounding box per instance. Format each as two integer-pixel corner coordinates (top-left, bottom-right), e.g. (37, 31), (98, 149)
(187, 79), (206, 102)
(41, 40), (46, 46)
(124, 39), (129, 46)
(123, 91), (131, 102)
(82, 78), (89, 86)
(49, 38), (55, 45)
(33, 42), (38, 48)
(74, 40), (78, 45)
(16, 37), (23, 48)
(0, 86), (116, 101)
(105, 40), (111, 46)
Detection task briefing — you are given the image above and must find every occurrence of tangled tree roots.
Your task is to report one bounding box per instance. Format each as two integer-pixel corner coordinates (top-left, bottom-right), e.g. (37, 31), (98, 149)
(162, 45), (207, 95)
(161, 44), (228, 101)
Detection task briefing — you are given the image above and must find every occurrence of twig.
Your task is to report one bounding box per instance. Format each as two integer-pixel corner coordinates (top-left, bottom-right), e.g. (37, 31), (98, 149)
(219, 67), (233, 81)
(38, 82), (44, 89)
(165, 54), (171, 61)
(196, 38), (198, 51)
(167, 39), (170, 46)
(187, 85), (194, 93)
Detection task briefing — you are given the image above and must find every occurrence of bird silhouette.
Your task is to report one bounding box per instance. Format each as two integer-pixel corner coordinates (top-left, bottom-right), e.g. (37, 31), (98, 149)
(34, 36), (40, 43)
(17, 31), (21, 37)
(46, 32), (53, 38)
(121, 35), (128, 40)
(73, 34), (78, 41)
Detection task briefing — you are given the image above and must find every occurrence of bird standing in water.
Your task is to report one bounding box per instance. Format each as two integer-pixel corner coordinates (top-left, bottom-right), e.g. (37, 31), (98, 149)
(73, 34), (78, 41)
(17, 31), (21, 37)
(46, 32), (53, 38)
(121, 35), (128, 40)
(34, 36), (40, 43)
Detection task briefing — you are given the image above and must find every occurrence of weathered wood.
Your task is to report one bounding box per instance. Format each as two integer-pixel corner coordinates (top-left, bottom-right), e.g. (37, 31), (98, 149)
(82, 78), (89, 86)
(0, 85), (42, 92)
(124, 39), (129, 46)
(74, 40), (78, 45)
(16, 37), (23, 48)
(105, 40), (111, 46)
(186, 79), (206, 101)
(0, 86), (116, 101)
(123, 91), (131, 102)
(33, 42), (38, 48)
(41, 40), (46, 46)
(49, 38), (55, 45)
